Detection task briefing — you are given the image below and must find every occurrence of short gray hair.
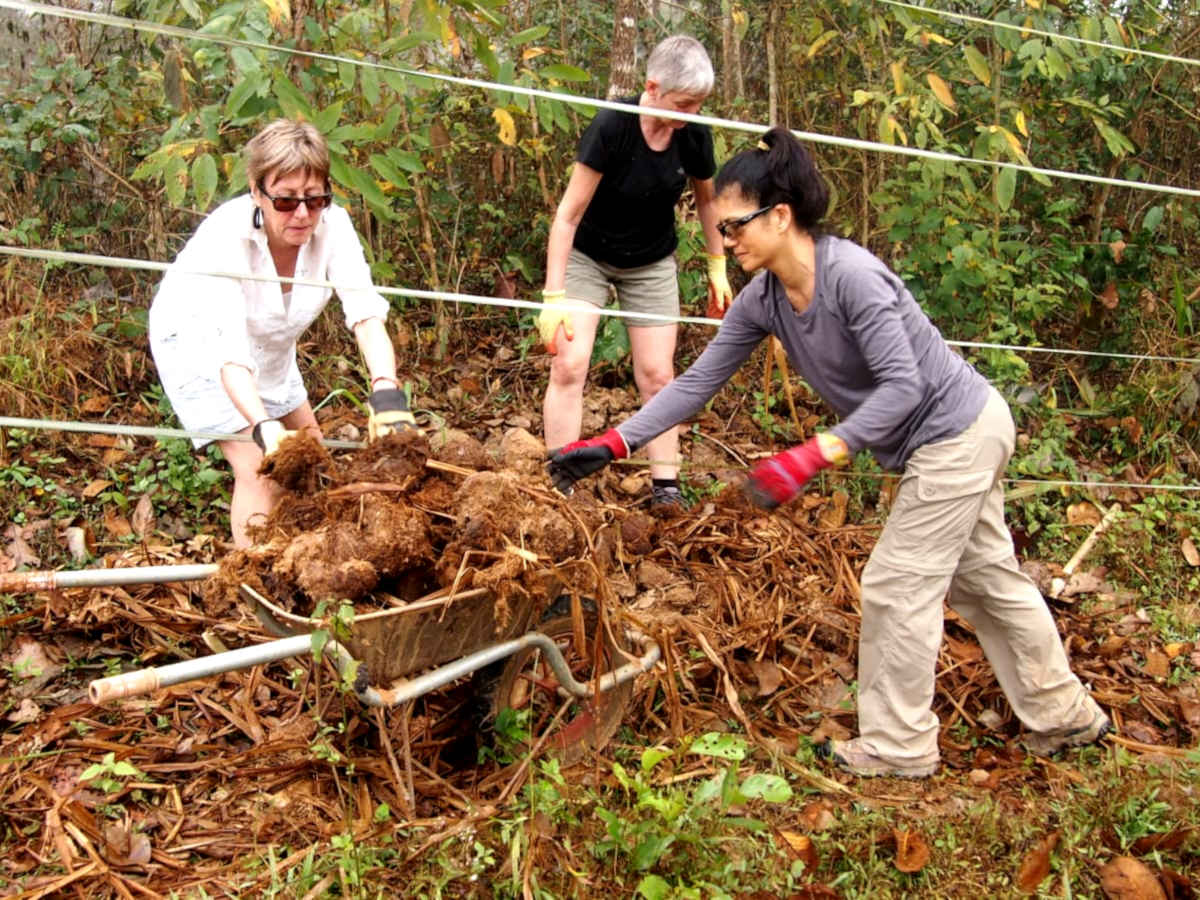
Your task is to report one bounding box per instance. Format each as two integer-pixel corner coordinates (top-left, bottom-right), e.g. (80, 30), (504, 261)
(646, 35), (714, 97)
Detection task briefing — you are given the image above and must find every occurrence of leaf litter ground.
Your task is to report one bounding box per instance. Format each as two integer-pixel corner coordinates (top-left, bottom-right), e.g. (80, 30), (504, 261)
(2, 398), (1199, 896)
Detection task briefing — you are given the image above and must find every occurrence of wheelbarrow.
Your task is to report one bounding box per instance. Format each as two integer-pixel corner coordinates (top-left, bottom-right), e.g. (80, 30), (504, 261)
(3, 565), (659, 764)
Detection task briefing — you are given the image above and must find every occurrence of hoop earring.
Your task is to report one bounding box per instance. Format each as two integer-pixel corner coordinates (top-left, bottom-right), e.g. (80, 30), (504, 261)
(252, 206), (263, 229)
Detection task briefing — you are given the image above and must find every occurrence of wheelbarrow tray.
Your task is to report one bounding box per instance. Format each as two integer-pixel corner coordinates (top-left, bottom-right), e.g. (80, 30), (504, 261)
(244, 583), (541, 686)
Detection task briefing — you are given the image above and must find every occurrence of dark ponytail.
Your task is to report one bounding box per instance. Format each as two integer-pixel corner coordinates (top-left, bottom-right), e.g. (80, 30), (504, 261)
(714, 126), (829, 231)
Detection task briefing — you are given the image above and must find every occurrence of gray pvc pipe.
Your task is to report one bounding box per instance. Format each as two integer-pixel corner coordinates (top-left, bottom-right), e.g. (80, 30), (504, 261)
(0, 563), (218, 593)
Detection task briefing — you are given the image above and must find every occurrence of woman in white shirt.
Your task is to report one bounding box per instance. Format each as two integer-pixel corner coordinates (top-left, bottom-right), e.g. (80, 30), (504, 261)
(149, 119), (414, 547)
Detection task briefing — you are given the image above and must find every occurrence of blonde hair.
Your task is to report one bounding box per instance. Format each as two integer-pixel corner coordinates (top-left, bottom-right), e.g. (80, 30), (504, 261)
(245, 119), (330, 188)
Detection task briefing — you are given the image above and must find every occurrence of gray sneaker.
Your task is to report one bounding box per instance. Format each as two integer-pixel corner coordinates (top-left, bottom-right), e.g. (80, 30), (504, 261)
(817, 738), (939, 779)
(1024, 707), (1111, 756)
(650, 484), (686, 508)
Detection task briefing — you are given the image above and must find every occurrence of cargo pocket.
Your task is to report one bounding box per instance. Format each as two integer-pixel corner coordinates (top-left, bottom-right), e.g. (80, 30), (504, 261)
(875, 469), (996, 574)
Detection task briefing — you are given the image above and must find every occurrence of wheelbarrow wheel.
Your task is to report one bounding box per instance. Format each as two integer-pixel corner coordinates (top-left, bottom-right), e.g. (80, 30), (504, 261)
(488, 597), (634, 767)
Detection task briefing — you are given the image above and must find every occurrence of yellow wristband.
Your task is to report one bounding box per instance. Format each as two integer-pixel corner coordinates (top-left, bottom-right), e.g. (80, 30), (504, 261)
(816, 432), (850, 465)
(706, 254), (727, 276)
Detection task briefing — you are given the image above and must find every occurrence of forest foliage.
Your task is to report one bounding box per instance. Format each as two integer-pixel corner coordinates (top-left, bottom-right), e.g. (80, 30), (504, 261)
(0, 0), (1198, 428)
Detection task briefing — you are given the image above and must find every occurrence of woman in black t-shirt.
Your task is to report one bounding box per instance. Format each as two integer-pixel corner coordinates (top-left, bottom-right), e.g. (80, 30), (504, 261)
(537, 35), (728, 507)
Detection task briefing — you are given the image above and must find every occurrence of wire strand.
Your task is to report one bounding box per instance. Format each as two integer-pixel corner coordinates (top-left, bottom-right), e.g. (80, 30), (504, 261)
(877, 0), (1200, 69)
(4, 243), (1199, 365)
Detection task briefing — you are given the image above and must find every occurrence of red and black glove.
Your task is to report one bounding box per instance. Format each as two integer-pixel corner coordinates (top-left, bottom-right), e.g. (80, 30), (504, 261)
(745, 435), (844, 509)
(546, 428), (629, 494)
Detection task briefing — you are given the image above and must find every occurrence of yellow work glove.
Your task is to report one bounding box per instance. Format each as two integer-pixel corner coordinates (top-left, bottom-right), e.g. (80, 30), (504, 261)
(251, 419), (293, 458)
(536, 288), (575, 355)
(706, 253), (734, 319)
(367, 384), (418, 442)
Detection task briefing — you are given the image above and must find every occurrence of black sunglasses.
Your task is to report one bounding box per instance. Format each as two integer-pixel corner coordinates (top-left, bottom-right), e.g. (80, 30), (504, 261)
(257, 180), (333, 213)
(716, 205), (773, 238)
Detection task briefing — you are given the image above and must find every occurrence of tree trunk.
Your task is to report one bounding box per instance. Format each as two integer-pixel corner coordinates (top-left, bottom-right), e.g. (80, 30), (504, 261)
(766, 0), (778, 124)
(609, 0), (639, 98)
(721, 0), (734, 104)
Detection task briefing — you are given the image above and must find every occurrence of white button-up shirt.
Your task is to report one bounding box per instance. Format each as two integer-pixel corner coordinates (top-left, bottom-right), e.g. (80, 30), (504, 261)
(148, 194), (388, 398)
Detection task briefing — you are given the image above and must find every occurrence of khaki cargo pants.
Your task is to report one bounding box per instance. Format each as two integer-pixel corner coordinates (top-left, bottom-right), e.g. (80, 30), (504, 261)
(857, 387), (1097, 766)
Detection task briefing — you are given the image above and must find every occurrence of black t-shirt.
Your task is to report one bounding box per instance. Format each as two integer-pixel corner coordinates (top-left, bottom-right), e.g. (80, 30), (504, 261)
(573, 97), (716, 269)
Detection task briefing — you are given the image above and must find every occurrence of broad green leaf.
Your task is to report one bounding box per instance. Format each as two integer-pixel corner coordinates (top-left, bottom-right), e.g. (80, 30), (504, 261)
(385, 148), (425, 174)
(361, 66), (381, 107)
(739, 773), (792, 803)
(964, 45), (991, 86)
(328, 124), (375, 143)
(927, 73), (955, 109)
(996, 165), (1017, 211)
(368, 153), (410, 190)
(1092, 117), (1134, 157)
(310, 629), (329, 662)
(312, 101), (343, 134)
(230, 46), (261, 75)
(226, 72), (263, 118)
(273, 75), (311, 118)
(375, 104), (404, 141)
(1102, 16), (1127, 48)
(388, 31), (438, 53)
(689, 732), (747, 760)
(631, 833), (674, 871)
(191, 153), (218, 209)
(178, 0), (203, 22)
(640, 747), (671, 773)
(510, 25), (549, 46)
(1142, 205), (1164, 232)
(131, 151), (171, 182)
(1018, 39), (1043, 61)
(475, 35), (499, 80)
(636, 875), (671, 900)
(540, 63), (591, 82)
(1044, 46), (1069, 80)
(338, 60), (356, 91)
(164, 155), (188, 207)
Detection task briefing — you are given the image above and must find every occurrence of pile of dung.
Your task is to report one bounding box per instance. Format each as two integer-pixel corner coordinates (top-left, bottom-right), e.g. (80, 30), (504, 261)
(208, 428), (588, 627)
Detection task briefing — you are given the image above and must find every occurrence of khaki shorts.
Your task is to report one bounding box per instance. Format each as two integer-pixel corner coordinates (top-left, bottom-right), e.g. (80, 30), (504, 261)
(565, 248), (679, 327)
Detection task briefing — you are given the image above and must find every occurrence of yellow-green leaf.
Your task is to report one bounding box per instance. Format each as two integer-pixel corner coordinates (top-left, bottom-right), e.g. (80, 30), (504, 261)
(164, 155), (187, 207)
(492, 108), (516, 147)
(923, 31), (952, 46)
(1014, 109), (1029, 137)
(963, 46), (991, 86)
(191, 153), (218, 210)
(807, 30), (838, 59)
(890, 61), (905, 96)
(926, 73), (955, 110)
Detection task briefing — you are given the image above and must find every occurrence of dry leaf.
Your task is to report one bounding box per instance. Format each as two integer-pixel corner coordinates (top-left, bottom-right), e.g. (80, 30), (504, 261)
(798, 799), (837, 832)
(1109, 239), (1127, 263)
(1100, 282), (1120, 310)
(1120, 416), (1143, 443)
(63, 527), (93, 564)
(101, 448), (128, 465)
(7, 698), (41, 724)
(778, 830), (820, 872)
(749, 659), (783, 697)
(104, 508), (133, 539)
(818, 490), (848, 530)
(2, 637), (64, 698)
(893, 828), (930, 873)
(1067, 502), (1102, 526)
(926, 73), (956, 109)
(82, 479), (112, 498)
(2, 524), (40, 569)
(1181, 538), (1199, 568)
(1016, 831), (1059, 893)
(1063, 569), (1106, 597)
(80, 395), (112, 414)
(1142, 650), (1170, 680)
(1098, 856), (1166, 900)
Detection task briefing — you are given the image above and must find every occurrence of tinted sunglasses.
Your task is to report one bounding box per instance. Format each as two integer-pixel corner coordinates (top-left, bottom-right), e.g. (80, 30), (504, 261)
(257, 180), (333, 213)
(716, 205), (773, 238)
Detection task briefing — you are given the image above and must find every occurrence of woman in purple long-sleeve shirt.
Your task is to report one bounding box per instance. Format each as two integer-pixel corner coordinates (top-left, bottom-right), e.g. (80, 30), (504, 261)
(547, 126), (1109, 778)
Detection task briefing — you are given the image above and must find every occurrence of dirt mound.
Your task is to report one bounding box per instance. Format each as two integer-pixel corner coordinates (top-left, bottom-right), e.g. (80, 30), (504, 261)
(210, 429), (579, 624)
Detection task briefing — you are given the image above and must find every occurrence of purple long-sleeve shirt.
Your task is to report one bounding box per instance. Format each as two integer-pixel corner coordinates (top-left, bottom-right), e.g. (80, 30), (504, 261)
(616, 235), (990, 471)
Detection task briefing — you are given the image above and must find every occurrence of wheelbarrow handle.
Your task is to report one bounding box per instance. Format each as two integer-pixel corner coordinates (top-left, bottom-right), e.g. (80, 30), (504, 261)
(0, 563), (219, 593)
(89, 634), (314, 703)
